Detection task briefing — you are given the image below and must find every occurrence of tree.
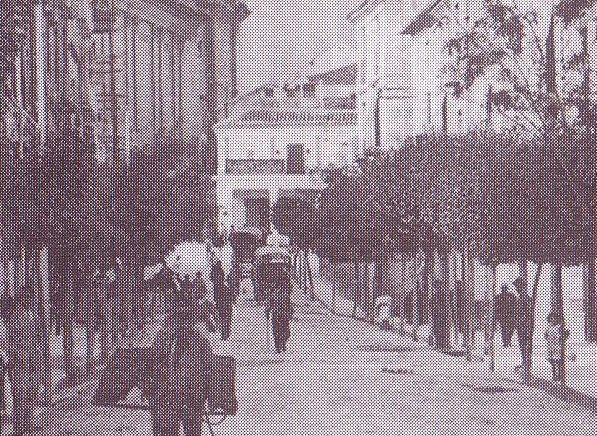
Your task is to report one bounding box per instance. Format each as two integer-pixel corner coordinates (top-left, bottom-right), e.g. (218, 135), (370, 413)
(439, 0), (597, 381)
(271, 195), (319, 298)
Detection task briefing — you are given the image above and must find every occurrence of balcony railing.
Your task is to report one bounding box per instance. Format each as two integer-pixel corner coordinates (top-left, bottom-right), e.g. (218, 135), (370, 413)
(225, 159), (285, 175)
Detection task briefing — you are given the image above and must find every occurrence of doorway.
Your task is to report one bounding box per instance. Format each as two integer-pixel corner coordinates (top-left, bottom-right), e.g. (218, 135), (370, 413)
(245, 197), (270, 234)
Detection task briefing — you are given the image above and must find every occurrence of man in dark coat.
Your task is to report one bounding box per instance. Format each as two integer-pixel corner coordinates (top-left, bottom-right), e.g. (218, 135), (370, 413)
(146, 280), (212, 436)
(267, 265), (293, 353)
(211, 259), (234, 340)
(513, 277), (532, 368)
(494, 284), (518, 347)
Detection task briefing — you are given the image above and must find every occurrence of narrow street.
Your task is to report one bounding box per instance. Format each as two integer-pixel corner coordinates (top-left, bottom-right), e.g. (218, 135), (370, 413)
(35, 286), (597, 436)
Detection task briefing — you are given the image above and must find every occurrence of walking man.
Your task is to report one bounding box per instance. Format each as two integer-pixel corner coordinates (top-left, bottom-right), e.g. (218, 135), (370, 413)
(266, 264), (293, 353)
(211, 258), (234, 340)
(430, 280), (450, 350)
(494, 284), (517, 347)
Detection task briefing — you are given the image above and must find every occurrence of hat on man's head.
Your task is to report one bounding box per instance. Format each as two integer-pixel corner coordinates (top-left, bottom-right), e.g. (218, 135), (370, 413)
(513, 277), (525, 289)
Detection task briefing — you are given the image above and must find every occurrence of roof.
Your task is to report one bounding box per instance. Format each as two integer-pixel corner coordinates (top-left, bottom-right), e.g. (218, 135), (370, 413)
(308, 64), (357, 86)
(215, 108), (357, 129)
(402, 0), (445, 35)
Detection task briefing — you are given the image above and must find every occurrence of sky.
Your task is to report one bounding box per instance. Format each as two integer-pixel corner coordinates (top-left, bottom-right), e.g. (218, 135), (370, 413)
(236, 0), (359, 94)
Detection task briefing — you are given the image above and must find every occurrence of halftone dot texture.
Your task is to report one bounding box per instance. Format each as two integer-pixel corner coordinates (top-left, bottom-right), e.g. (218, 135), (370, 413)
(4, 0), (597, 435)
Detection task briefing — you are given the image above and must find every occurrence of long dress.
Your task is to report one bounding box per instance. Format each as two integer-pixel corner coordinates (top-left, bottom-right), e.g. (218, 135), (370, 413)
(148, 320), (211, 436)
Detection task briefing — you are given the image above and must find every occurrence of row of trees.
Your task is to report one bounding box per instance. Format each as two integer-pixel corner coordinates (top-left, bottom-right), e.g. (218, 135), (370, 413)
(0, 4), (216, 399)
(273, 0), (597, 387)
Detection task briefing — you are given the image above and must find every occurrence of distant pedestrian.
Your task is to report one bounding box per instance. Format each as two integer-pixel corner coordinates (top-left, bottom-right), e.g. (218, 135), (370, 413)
(494, 285), (517, 347)
(50, 288), (62, 336)
(211, 259), (235, 340)
(266, 265), (293, 353)
(375, 295), (393, 331)
(545, 312), (569, 384)
(513, 277), (532, 368)
(454, 280), (465, 337)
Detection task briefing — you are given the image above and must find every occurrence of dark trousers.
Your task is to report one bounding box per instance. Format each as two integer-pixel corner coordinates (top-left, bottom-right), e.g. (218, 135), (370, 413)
(517, 328), (531, 365)
(500, 322), (515, 347)
(549, 359), (562, 381)
(272, 315), (290, 352)
(217, 303), (233, 340)
(151, 405), (203, 436)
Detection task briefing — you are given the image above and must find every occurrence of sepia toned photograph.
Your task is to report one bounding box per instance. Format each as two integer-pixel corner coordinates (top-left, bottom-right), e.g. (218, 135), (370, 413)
(2, 0), (597, 434)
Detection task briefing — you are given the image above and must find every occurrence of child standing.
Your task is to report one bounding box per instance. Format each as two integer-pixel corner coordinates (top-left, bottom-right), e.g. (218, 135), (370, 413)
(545, 312), (569, 384)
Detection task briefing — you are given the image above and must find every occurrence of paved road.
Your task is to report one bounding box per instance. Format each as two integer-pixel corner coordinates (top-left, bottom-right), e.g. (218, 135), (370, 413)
(37, 293), (597, 435)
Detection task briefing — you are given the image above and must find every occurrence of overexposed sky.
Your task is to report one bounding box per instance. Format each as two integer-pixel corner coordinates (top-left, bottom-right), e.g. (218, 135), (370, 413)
(236, 0), (359, 93)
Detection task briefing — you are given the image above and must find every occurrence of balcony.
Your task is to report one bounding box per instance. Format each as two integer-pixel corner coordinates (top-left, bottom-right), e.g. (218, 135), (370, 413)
(225, 159), (285, 175)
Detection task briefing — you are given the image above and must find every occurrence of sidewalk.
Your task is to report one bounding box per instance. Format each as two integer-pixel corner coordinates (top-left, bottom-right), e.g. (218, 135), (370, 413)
(26, 283), (597, 435)
(308, 253), (597, 403)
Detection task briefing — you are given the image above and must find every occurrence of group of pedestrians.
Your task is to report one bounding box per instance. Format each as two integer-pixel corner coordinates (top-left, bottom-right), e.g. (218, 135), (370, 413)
(494, 278), (570, 384)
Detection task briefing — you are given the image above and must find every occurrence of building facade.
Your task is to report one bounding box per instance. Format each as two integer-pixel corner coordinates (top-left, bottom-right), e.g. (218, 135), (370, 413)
(89, 0), (250, 171)
(214, 80), (358, 236)
(348, 0), (416, 151)
(350, 0), (597, 148)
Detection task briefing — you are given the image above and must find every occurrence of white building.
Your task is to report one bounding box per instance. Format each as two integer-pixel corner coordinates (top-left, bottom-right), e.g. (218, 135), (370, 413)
(214, 75), (358, 236)
(348, 0), (417, 151)
(350, 0), (597, 146)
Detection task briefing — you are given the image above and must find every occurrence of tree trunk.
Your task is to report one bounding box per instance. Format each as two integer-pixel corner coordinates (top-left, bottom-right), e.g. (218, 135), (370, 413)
(303, 251), (309, 299)
(306, 250), (315, 301)
(423, 249), (432, 325)
(37, 247), (51, 405)
(332, 262), (337, 315)
(99, 276), (112, 364)
(487, 262), (497, 372)
(441, 249), (452, 350)
(463, 245), (474, 361)
(525, 262), (543, 385)
(585, 256), (596, 342)
(364, 262), (372, 322)
(86, 274), (96, 377)
(399, 255), (406, 334)
(297, 251), (302, 295)
(63, 253), (76, 386)
(551, 263), (566, 387)
(413, 250), (420, 341)
(352, 259), (360, 319)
